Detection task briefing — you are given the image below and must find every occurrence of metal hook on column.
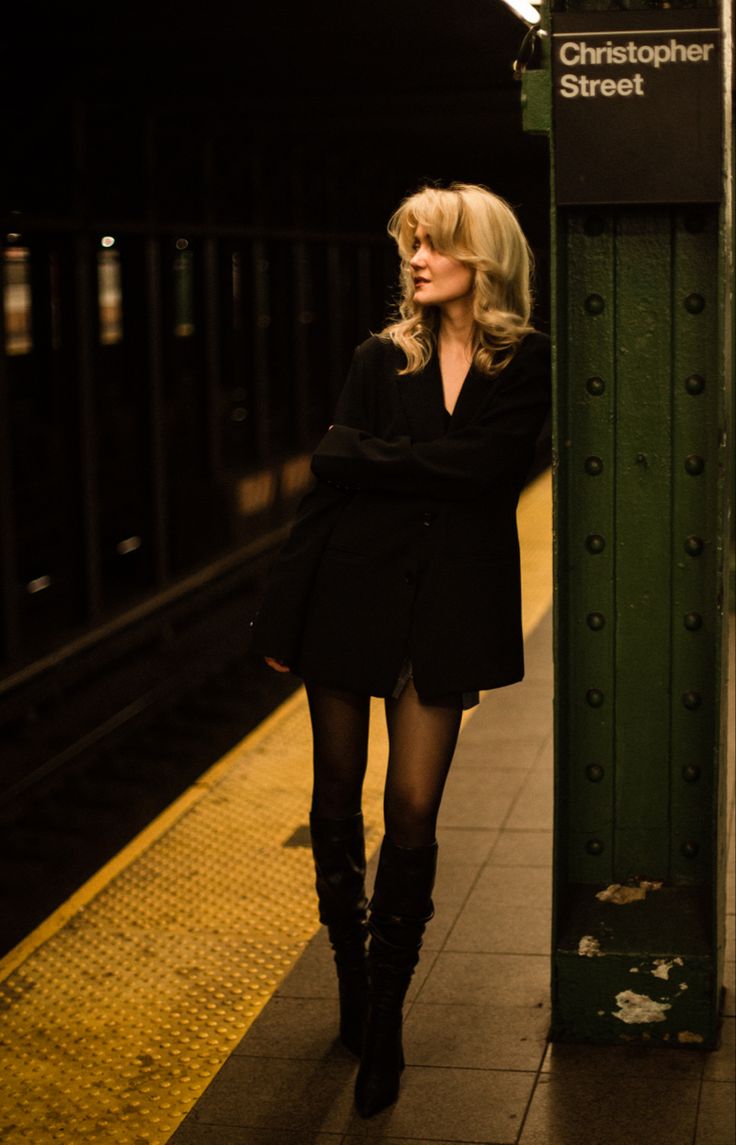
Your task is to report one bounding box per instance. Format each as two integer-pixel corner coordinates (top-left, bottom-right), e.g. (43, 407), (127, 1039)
(513, 23), (547, 79)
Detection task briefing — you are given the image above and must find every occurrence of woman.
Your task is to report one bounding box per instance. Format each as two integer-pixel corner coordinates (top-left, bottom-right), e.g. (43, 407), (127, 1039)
(251, 182), (551, 1118)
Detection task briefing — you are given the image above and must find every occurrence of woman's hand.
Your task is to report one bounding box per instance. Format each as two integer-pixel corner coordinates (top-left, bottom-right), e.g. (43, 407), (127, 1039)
(264, 656), (291, 673)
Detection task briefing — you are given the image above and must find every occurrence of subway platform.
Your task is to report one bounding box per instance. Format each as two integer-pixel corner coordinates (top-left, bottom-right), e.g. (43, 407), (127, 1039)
(1, 471), (733, 1145)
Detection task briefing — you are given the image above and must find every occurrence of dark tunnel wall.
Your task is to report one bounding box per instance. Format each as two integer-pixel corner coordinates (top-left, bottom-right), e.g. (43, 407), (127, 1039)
(9, 1), (550, 251)
(1, 1), (550, 679)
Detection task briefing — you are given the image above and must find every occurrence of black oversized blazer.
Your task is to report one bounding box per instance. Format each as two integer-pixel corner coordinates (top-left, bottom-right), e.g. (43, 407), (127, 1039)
(250, 331), (551, 699)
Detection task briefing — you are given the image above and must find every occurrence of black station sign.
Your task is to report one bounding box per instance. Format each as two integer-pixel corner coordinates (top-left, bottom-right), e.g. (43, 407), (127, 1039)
(552, 9), (722, 205)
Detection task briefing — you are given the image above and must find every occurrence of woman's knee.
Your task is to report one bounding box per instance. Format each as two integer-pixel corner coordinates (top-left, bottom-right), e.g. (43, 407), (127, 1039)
(384, 792), (438, 845)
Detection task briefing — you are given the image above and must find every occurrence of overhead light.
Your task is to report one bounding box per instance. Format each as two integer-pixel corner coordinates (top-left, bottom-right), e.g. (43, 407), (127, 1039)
(498, 0), (541, 28)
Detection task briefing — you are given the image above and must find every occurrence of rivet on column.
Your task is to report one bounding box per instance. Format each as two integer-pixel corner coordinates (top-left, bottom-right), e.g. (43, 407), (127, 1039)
(584, 294), (605, 315)
(586, 376), (606, 396)
(684, 455), (704, 475)
(587, 612), (605, 630)
(584, 456), (603, 475)
(684, 612), (703, 631)
(586, 688), (604, 708)
(685, 374), (705, 395)
(586, 839), (605, 855)
(586, 764), (605, 782)
(586, 534), (606, 554)
(682, 765), (701, 782)
(684, 293), (705, 314)
(681, 840), (699, 858)
(682, 691), (702, 710)
(684, 536), (704, 556)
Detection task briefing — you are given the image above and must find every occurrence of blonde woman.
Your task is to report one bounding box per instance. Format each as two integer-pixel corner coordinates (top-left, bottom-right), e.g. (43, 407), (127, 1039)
(251, 182), (551, 1118)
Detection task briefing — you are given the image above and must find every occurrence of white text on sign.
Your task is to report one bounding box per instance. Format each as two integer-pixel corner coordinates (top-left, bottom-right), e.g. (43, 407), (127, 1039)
(558, 36), (717, 99)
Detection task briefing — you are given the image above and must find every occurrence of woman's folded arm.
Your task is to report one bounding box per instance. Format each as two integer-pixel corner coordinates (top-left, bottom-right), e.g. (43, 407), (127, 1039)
(311, 343), (550, 499)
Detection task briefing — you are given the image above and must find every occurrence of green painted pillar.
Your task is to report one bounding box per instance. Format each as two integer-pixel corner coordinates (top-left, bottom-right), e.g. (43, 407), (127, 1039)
(521, 0), (732, 1046)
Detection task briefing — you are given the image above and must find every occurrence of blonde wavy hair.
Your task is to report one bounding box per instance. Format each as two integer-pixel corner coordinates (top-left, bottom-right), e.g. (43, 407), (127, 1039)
(381, 182), (536, 376)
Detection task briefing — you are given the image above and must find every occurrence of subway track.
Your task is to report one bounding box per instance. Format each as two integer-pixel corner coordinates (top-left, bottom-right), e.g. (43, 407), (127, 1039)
(0, 561), (299, 959)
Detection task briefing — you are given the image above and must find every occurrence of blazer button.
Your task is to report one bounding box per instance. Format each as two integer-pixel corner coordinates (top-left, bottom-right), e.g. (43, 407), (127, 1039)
(422, 511), (434, 527)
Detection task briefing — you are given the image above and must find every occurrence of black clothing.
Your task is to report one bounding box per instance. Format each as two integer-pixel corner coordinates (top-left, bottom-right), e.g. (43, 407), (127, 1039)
(355, 836), (438, 1117)
(251, 331), (551, 699)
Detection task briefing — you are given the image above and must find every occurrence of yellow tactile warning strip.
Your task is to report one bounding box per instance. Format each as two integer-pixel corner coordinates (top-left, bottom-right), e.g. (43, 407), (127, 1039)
(516, 466), (553, 642)
(0, 469), (552, 1145)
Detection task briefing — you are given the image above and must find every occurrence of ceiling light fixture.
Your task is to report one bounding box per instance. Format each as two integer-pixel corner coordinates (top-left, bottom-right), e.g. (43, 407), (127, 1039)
(498, 0), (541, 27)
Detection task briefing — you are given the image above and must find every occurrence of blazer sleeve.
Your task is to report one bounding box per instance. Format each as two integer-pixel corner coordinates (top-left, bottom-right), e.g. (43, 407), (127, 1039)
(249, 340), (375, 663)
(310, 335), (551, 500)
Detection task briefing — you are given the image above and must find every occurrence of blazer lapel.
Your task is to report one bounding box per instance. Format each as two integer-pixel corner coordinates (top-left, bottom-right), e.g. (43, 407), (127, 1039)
(395, 352), (446, 442)
(395, 349), (498, 439)
(446, 363), (494, 431)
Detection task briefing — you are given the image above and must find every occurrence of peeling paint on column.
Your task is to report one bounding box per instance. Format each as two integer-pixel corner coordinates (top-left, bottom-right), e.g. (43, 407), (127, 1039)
(597, 884), (646, 904)
(651, 956), (684, 980)
(578, 935), (603, 957)
(595, 881), (664, 905)
(677, 1030), (704, 1044)
(612, 990), (672, 1024)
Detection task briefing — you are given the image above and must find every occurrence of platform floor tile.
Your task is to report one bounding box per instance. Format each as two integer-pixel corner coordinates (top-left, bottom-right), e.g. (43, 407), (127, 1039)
(518, 1071), (703, 1145)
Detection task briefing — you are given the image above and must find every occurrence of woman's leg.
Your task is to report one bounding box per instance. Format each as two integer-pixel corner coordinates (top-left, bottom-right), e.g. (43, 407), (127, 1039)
(305, 681), (372, 1055)
(356, 680), (462, 1117)
(382, 678), (462, 847)
(306, 681), (371, 818)
(305, 674), (461, 835)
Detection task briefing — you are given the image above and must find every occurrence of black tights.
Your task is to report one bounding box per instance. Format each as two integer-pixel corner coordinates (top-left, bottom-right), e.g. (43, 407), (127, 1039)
(306, 678), (463, 849)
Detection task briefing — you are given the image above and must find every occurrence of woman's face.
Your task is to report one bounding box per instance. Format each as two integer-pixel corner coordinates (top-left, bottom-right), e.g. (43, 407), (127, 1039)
(409, 225), (474, 308)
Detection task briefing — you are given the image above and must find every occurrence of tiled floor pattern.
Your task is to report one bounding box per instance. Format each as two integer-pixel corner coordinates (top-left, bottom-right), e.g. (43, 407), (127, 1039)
(169, 610), (736, 1145)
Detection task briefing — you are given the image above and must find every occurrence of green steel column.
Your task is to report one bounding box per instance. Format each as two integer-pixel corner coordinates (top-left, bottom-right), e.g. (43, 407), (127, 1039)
(522, 0), (732, 1046)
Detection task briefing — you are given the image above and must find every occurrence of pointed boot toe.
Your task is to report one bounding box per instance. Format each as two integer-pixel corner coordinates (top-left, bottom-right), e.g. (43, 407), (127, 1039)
(354, 1039), (404, 1117)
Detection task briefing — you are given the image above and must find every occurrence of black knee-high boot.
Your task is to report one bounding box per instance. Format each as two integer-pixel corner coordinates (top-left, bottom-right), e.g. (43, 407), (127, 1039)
(355, 836), (438, 1118)
(309, 811), (370, 1056)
